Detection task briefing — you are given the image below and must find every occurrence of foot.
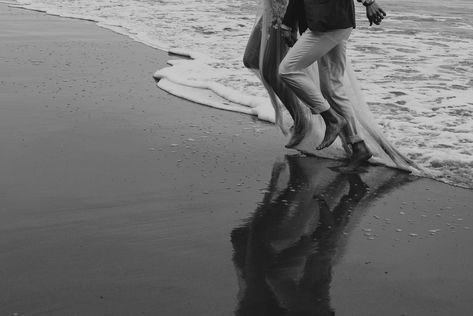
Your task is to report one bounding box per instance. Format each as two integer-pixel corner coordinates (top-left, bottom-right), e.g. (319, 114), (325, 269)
(338, 141), (373, 172)
(316, 109), (346, 150)
(285, 124), (311, 148)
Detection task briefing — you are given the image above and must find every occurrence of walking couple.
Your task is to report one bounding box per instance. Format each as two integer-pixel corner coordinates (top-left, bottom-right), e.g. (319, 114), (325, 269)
(244, 0), (415, 172)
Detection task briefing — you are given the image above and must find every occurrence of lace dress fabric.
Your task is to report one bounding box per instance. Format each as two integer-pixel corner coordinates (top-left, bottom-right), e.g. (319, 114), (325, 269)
(244, 0), (417, 172)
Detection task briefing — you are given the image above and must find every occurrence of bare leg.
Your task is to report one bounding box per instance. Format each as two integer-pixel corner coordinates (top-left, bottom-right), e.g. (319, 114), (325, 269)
(285, 123), (313, 148)
(243, 17), (262, 70)
(258, 26), (313, 145)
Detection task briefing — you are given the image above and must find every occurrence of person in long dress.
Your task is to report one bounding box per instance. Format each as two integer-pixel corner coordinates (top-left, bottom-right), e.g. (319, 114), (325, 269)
(243, 0), (417, 172)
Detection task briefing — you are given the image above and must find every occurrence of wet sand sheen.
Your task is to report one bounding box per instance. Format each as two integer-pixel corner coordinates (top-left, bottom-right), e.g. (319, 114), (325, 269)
(0, 4), (472, 316)
(11, 0), (473, 187)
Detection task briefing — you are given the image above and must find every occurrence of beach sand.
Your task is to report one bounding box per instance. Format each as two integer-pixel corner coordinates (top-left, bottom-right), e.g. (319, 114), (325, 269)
(0, 4), (472, 315)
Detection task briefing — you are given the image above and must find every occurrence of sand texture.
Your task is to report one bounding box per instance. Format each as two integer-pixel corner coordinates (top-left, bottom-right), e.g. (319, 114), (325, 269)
(1, 4), (472, 316)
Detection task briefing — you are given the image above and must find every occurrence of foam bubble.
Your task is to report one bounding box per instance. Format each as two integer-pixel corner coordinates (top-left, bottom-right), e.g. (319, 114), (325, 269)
(12, 0), (473, 188)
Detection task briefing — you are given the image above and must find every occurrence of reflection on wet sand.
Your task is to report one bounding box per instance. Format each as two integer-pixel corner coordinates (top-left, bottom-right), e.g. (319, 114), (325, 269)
(231, 156), (412, 315)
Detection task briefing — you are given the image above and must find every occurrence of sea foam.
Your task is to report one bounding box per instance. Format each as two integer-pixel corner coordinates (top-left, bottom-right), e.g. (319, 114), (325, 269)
(10, 0), (473, 188)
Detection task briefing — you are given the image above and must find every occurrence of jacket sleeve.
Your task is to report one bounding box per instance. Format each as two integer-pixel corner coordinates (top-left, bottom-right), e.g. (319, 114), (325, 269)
(282, 0), (299, 29)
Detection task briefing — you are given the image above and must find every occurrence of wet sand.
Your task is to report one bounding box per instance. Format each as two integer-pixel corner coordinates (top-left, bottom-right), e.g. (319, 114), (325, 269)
(0, 4), (472, 315)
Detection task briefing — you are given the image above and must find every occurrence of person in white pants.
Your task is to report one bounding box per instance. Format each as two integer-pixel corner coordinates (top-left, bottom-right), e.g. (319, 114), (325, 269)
(279, 0), (386, 170)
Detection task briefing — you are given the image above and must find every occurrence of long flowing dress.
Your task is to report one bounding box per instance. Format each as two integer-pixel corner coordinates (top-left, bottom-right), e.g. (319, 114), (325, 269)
(244, 0), (417, 172)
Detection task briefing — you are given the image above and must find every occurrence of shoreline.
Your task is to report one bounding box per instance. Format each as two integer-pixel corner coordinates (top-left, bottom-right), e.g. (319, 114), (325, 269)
(1, 4), (472, 315)
(2, 1), (171, 51)
(6, 2), (473, 190)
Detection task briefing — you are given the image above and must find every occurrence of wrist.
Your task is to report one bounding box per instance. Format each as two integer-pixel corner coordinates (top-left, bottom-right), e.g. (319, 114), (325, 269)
(280, 24), (292, 31)
(361, 0), (375, 6)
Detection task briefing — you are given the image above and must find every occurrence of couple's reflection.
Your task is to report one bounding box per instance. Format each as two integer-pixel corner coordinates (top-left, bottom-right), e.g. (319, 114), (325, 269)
(232, 155), (412, 316)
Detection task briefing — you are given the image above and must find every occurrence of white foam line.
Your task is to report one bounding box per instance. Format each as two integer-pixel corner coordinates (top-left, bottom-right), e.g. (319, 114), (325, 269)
(7, 1), (275, 123)
(0, 1), (24, 5)
(153, 58), (274, 122)
(5, 1), (172, 52)
(158, 79), (252, 115)
(168, 48), (209, 61)
(8, 0), (473, 189)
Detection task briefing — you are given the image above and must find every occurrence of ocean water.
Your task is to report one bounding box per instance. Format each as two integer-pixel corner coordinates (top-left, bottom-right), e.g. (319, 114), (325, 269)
(10, 0), (473, 188)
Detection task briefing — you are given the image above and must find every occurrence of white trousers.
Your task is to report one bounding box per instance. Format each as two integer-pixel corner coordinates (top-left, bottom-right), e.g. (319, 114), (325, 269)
(279, 27), (362, 144)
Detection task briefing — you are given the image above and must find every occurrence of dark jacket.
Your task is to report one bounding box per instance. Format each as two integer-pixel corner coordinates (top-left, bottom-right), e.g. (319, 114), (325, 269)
(282, 0), (356, 33)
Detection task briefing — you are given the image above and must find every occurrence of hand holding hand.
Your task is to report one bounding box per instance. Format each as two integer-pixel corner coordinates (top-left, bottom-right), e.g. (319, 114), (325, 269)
(280, 26), (298, 47)
(366, 2), (386, 26)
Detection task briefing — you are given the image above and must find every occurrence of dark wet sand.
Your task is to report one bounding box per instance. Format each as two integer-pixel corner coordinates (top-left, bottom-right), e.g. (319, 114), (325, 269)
(1, 4), (472, 316)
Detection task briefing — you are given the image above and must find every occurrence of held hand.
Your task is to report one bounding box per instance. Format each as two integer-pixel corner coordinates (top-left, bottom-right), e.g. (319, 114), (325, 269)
(281, 28), (298, 47)
(366, 3), (386, 26)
